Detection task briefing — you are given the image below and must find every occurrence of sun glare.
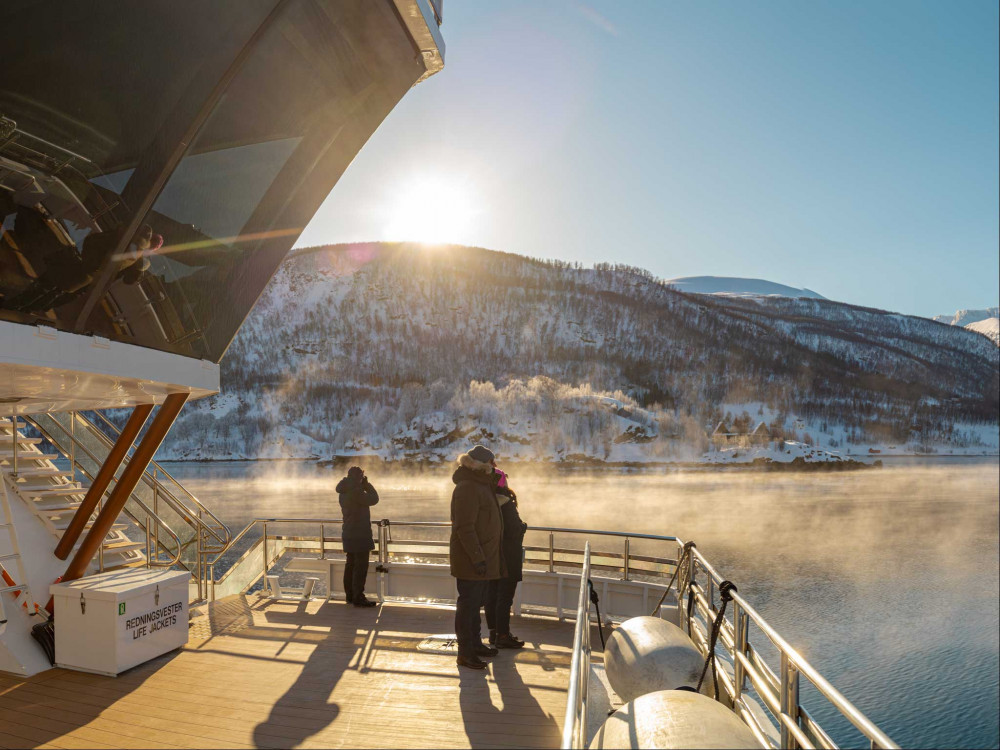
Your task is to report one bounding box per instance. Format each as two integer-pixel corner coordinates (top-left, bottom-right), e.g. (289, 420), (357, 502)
(384, 174), (479, 244)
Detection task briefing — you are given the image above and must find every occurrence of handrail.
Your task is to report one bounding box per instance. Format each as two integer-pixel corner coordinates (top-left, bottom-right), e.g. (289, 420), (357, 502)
(687, 547), (899, 750)
(23, 416), (183, 570)
(86, 411), (231, 547)
(29, 412), (229, 549)
(561, 541), (592, 750)
(207, 517), (896, 750)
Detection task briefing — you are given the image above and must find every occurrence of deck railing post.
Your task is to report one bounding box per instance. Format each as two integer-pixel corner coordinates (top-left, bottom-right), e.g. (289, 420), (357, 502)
(623, 537), (630, 581)
(780, 652), (801, 749)
(733, 604), (748, 701)
(10, 413), (17, 478)
(320, 523), (326, 559)
(145, 517), (151, 568)
(548, 532), (554, 573)
(262, 521), (268, 591)
(70, 411), (76, 481)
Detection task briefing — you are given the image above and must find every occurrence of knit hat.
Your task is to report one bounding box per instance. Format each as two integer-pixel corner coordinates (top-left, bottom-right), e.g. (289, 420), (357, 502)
(347, 466), (364, 480)
(467, 444), (495, 464)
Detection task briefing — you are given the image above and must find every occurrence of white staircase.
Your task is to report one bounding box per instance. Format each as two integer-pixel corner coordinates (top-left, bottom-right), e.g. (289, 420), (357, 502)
(0, 418), (146, 574)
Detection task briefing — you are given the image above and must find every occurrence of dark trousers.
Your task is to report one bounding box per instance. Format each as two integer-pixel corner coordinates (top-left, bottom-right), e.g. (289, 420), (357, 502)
(455, 578), (487, 654)
(344, 551), (369, 602)
(484, 577), (518, 634)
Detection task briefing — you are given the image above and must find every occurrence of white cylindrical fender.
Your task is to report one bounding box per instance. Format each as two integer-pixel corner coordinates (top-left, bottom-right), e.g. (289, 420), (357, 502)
(604, 616), (706, 703)
(590, 690), (760, 749)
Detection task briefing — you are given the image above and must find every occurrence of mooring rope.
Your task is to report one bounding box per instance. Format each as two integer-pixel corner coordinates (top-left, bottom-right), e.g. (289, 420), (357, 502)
(588, 579), (606, 649)
(695, 580), (738, 699)
(650, 541), (696, 617)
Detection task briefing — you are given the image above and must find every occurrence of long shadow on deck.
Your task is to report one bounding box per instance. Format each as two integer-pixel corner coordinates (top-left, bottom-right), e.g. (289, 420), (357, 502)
(250, 604), (364, 749)
(459, 657), (561, 749)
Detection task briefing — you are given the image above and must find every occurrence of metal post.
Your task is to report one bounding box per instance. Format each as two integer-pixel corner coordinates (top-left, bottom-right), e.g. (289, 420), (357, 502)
(262, 521), (268, 587)
(210, 562), (216, 602)
(70, 411), (76, 482)
(733, 604), (747, 701)
(10, 412), (17, 478)
(623, 537), (630, 581)
(145, 517), (151, 568)
(780, 652), (800, 749)
(152, 466), (159, 563)
(320, 523), (326, 559)
(548, 532), (555, 573)
(708, 575), (715, 613)
(196, 520), (203, 601)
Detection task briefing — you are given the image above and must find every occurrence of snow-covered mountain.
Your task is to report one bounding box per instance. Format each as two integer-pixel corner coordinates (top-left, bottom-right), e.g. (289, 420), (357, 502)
(966, 318), (1000, 346)
(153, 243), (999, 462)
(933, 307), (1000, 327)
(664, 276), (826, 300)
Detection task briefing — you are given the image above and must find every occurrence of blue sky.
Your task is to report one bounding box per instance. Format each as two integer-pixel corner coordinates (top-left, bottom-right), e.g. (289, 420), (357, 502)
(297, 1), (999, 318)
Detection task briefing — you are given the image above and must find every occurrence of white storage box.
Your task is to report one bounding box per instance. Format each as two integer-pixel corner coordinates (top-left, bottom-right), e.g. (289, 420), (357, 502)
(50, 568), (190, 676)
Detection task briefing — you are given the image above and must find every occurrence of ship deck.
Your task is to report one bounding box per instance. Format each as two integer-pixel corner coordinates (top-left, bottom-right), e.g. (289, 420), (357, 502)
(0, 595), (587, 749)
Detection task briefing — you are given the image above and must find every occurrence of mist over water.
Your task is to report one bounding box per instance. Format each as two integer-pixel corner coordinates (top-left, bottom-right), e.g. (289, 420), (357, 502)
(168, 458), (1000, 749)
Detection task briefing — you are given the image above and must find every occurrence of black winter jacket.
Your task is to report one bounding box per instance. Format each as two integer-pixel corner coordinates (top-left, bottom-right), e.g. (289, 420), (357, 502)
(336, 476), (379, 553)
(497, 494), (527, 581)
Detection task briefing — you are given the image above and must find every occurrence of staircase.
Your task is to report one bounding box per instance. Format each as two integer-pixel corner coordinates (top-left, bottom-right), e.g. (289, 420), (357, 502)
(0, 418), (146, 573)
(25, 410), (230, 598)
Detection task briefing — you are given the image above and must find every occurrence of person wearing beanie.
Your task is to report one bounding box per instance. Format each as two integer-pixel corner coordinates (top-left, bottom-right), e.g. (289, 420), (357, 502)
(336, 465), (379, 607)
(484, 466), (528, 649)
(450, 444), (505, 669)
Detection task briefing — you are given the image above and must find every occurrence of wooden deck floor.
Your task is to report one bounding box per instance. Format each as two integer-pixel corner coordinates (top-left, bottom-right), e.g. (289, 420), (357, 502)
(0, 595), (590, 749)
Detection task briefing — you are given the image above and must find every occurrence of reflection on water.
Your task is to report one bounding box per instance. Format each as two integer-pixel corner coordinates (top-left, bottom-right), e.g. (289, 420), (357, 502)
(166, 459), (1000, 749)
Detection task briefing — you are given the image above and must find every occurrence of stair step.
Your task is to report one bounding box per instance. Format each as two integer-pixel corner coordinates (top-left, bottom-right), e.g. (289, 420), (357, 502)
(52, 517), (126, 531)
(102, 560), (148, 572)
(0, 451), (58, 461)
(21, 486), (86, 497)
(31, 500), (84, 513)
(9, 468), (73, 479)
(101, 540), (145, 554)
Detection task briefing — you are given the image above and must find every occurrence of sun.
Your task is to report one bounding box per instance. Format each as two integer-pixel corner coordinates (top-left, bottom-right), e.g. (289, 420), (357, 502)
(383, 174), (479, 244)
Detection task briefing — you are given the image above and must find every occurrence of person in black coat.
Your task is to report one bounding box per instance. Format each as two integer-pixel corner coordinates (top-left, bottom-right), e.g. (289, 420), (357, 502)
(484, 466), (528, 649)
(336, 466), (379, 607)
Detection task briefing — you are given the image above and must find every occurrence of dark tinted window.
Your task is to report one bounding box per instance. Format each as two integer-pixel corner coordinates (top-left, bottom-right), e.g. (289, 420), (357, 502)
(1, 0), (425, 362)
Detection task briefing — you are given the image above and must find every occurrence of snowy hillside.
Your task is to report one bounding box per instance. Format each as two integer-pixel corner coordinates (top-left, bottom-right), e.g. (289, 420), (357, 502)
(934, 307), (1000, 327)
(966, 318), (1000, 346)
(153, 243), (999, 462)
(664, 276), (826, 300)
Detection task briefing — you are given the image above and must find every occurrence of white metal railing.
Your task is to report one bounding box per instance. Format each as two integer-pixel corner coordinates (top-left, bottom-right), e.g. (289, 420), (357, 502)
(561, 541), (592, 749)
(206, 518), (898, 750)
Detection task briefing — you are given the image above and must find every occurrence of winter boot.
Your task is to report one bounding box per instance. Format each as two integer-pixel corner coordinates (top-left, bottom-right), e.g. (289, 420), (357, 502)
(475, 642), (499, 657)
(352, 596), (377, 608)
(495, 633), (525, 649)
(457, 652), (488, 670)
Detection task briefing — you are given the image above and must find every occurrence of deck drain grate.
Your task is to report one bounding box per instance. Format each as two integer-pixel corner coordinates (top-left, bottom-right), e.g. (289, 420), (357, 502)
(417, 634), (460, 654)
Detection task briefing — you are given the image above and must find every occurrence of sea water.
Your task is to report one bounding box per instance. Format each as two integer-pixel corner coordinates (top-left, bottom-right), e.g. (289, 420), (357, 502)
(166, 458), (1000, 749)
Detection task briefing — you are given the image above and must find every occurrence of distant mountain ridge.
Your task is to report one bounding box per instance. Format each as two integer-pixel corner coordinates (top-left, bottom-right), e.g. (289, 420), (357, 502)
(154, 243), (999, 461)
(933, 307), (1000, 327)
(664, 276), (826, 300)
(965, 318), (1000, 346)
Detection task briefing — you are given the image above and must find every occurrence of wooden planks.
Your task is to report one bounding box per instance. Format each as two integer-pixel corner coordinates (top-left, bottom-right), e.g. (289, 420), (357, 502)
(0, 596), (593, 749)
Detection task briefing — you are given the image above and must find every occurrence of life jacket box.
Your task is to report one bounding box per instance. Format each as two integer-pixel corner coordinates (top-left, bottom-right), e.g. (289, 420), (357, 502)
(50, 568), (189, 676)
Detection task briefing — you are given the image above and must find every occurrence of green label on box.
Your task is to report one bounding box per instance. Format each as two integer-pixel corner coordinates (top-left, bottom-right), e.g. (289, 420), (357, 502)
(118, 602), (126, 616)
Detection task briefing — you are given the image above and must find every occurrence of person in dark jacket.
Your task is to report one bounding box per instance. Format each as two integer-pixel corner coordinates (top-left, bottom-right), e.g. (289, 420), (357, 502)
(450, 444), (504, 670)
(484, 466), (528, 649)
(336, 466), (379, 607)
